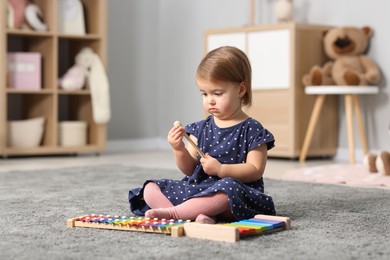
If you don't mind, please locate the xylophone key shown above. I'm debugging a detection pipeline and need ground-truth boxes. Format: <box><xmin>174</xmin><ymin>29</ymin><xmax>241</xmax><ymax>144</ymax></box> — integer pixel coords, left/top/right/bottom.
<box><xmin>237</xmin><ymin>227</ymin><xmax>257</xmax><ymax>235</ymax></box>
<box><xmin>68</xmin><ymin>214</ymin><xmax>192</xmax><ymax>236</ymax></box>
<box><xmin>237</xmin><ymin>220</ymin><xmax>279</xmax><ymax>231</ymax></box>
<box><xmin>224</xmin><ymin>222</ymin><xmax>266</xmax><ymax>233</ymax></box>
<box><xmin>246</xmin><ymin>218</ymin><xmax>285</xmax><ymax>228</ymax></box>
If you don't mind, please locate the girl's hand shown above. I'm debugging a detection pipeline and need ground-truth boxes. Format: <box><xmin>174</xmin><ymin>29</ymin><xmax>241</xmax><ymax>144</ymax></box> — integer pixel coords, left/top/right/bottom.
<box><xmin>167</xmin><ymin>125</ymin><xmax>186</xmax><ymax>151</ymax></box>
<box><xmin>200</xmin><ymin>153</ymin><xmax>221</xmax><ymax>176</ymax></box>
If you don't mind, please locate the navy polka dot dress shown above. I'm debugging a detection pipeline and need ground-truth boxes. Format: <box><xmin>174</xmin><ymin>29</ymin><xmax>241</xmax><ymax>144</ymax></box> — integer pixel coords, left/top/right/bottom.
<box><xmin>129</xmin><ymin>116</ymin><xmax>276</xmax><ymax>220</ymax></box>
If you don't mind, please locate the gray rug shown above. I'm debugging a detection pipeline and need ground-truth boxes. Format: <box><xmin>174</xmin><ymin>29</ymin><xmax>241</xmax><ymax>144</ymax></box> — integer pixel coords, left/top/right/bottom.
<box><xmin>0</xmin><ymin>164</ymin><xmax>389</xmax><ymax>260</ymax></box>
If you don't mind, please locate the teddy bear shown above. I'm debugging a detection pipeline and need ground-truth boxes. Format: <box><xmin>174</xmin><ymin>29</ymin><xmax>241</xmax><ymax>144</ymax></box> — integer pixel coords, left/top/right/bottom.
<box><xmin>302</xmin><ymin>26</ymin><xmax>381</xmax><ymax>86</ymax></box>
<box><xmin>363</xmin><ymin>151</ymin><xmax>390</xmax><ymax>176</ymax></box>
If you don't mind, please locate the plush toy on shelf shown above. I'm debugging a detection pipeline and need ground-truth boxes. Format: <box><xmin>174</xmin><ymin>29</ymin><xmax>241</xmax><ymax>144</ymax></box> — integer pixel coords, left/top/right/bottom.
<box><xmin>7</xmin><ymin>0</ymin><xmax>29</xmax><ymax>29</ymax></box>
<box><xmin>59</xmin><ymin>48</ymin><xmax>111</xmax><ymax>124</ymax></box>
<box><xmin>274</xmin><ymin>0</ymin><xmax>293</xmax><ymax>23</ymax></box>
<box><xmin>8</xmin><ymin>0</ymin><xmax>48</xmax><ymax>31</ymax></box>
<box><xmin>302</xmin><ymin>26</ymin><xmax>381</xmax><ymax>86</ymax></box>
<box><xmin>58</xmin><ymin>64</ymin><xmax>86</xmax><ymax>90</ymax></box>
<box><xmin>58</xmin><ymin>61</ymin><xmax>87</xmax><ymax>91</ymax></box>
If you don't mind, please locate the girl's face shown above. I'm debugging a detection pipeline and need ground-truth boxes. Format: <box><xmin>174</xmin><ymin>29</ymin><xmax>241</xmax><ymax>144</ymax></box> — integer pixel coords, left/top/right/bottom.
<box><xmin>197</xmin><ymin>79</ymin><xmax>246</xmax><ymax>121</ymax></box>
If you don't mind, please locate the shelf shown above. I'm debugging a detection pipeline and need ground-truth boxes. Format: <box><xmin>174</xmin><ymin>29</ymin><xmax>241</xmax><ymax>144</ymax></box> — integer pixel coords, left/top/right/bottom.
<box><xmin>7</xmin><ymin>30</ymin><xmax>102</xmax><ymax>40</ymax></box>
<box><xmin>1</xmin><ymin>0</ymin><xmax>108</xmax><ymax>157</ymax></box>
<box><xmin>58</xmin><ymin>34</ymin><xmax>102</xmax><ymax>40</ymax></box>
<box><xmin>7</xmin><ymin>89</ymin><xmax>54</xmax><ymax>94</ymax></box>
<box><xmin>58</xmin><ymin>89</ymin><xmax>91</xmax><ymax>95</ymax></box>
<box><xmin>6</xmin><ymin>29</ymin><xmax>54</xmax><ymax>37</ymax></box>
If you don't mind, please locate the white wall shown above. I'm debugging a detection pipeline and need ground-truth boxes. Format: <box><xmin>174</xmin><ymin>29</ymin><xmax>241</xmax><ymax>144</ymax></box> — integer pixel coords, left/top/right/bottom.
<box><xmin>108</xmin><ymin>0</ymin><xmax>390</xmax><ymax>153</ymax></box>
<box><xmin>108</xmin><ymin>1</ymin><xmax>160</xmax><ymax>139</ymax></box>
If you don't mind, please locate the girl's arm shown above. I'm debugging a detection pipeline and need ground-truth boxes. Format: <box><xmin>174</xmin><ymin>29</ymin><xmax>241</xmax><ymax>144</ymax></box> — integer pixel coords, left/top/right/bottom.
<box><xmin>200</xmin><ymin>145</ymin><xmax>267</xmax><ymax>183</ymax></box>
<box><xmin>167</xmin><ymin>125</ymin><xmax>198</xmax><ymax>176</ymax></box>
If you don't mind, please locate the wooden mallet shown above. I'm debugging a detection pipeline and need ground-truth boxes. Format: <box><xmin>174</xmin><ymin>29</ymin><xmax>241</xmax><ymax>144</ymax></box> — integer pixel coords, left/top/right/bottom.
<box><xmin>174</xmin><ymin>121</ymin><xmax>205</xmax><ymax>158</ymax></box>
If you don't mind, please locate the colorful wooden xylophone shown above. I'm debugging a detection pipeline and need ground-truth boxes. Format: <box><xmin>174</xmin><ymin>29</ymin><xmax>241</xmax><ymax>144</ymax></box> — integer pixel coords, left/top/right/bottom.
<box><xmin>182</xmin><ymin>214</ymin><xmax>291</xmax><ymax>242</ymax></box>
<box><xmin>67</xmin><ymin>214</ymin><xmax>290</xmax><ymax>243</ymax></box>
<box><xmin>67</xmin><ymin>214</ymin><xmax>190</xmax><ymax>236</ymax></box>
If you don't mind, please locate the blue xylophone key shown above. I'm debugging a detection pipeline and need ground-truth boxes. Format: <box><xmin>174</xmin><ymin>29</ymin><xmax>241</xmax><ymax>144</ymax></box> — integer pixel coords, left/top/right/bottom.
<box><xmin>237</xmin><ymin>220</ymin><xmax>274</xmax><ymax>230</ymax></box>
<box><xmin>106</xmin><ymin>218</ymin><xmax>116</xmax><ymax>224</ymax></box>
<box><xmin>251</xmin><ymin>218</ymin><xmax>285</xmax><ymax>227</ymax></box>
<box><xmin>241</xmin><ymin>218</ymin><xmax>285</xmax><ymax>229</ymax></box>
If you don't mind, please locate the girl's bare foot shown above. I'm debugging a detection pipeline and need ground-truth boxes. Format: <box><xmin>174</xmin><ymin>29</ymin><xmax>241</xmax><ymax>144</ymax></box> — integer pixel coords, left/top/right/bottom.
<box><xmin>195</xmin><ymin>214</ymin><xmax>216</xmax><ymax>224</ymax></box>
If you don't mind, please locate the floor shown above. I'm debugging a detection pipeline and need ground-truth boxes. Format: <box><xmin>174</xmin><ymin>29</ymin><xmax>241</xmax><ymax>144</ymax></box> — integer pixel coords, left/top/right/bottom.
<box><xmin>0</xmin><ymin>148</ymin><xmax>338</xmax><ymax>180</ymax></box>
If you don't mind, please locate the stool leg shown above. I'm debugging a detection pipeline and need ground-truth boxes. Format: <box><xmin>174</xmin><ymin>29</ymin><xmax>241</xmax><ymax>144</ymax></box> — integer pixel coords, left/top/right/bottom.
<box><xmin>299</xmin><ymin>95</ymin><xmax>326</xmax><ymax>162</ymax></box>
<box><xmin>345</xmin><ymin>95</ymin><xmax>355</xmax><ymax>164</ymax></box>
<box><xmin>353</xmin><ymin>95</ymin><xmax>369</xmax><ymax>155</ymax></box>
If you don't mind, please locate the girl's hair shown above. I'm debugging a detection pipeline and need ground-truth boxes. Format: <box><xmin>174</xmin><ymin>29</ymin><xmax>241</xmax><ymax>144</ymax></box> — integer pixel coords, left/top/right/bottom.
<box><xmin>196</xmin><ymin>46</ymin><xmax>252</xmax><ymax>107</ymax></box>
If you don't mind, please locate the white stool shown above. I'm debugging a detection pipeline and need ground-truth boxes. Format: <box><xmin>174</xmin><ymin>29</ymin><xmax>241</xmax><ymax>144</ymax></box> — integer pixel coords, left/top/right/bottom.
<box><xmin>299</xmin><ymin>86</ymin><xmax>379</xmax><ymax>164</ymax></box>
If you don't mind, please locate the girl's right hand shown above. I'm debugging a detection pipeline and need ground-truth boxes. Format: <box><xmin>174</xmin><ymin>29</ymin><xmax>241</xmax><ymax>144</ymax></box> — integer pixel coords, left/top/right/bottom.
<box><xmin>167</xmin><ymin>125</ymin><xmax>186</xmax><ymax>150</ymax></box>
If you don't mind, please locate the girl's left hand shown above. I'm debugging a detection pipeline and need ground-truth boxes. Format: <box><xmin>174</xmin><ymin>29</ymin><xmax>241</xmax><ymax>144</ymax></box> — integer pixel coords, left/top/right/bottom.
<box><xmin>200</xmin><ymin>154</ymin><xmax>221</xmax><ymax>176</ymax></box>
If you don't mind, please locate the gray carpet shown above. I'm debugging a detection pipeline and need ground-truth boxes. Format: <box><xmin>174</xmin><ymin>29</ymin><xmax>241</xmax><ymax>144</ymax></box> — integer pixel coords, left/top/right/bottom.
<box><xmin>1</xmin><ymin>164</ymin><xmax>389</xmax><ymax>260</ymax></box>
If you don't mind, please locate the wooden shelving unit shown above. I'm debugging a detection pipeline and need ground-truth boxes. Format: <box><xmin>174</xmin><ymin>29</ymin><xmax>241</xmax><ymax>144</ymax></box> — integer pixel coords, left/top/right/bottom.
<box><xmin>0</xmin><ymin>0</ymin><xmax>107</xmax><ymax>157</ymax></box>
<box><xmin>205</xmin><ymin>23</ymin><xmax>339</xmax><ymax>159</ymax></box>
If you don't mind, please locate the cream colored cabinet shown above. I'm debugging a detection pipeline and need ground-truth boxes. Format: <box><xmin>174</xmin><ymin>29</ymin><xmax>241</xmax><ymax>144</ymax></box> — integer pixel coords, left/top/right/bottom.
<box><xmin>0</xmin><ymin>0</ymin><xmax>107</xmax><ymax>157</ymax></box>
<box><xmin>205</xmin><ymin>23</ymin><xmax>338</xmax><ymax>158</ymax></box>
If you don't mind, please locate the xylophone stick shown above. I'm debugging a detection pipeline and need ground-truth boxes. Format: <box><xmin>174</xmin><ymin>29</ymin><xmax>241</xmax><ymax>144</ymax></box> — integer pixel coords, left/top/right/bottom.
<box><xmin>173</xmin><ymin>121</ymin><xmax>205</xmax><ymax>158</ymax></box>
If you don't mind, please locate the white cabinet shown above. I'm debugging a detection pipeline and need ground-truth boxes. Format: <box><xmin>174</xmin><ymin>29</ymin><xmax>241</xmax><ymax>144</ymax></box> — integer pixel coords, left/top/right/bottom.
<box><xmin>206</xmin><ymin>29</ymin><xmax>290</xmax><ymax>90</ymax></box>
<box><xmin>247</xmin><ymin>29</ymin><xmax>290</xmax><ymax>89</ymax></box>
<box><xmin>205</xmin><ymin>23</ymin><xmax>339</xmax><ymax>158</ymax></box>
<box><xmin>207</xmin><ymin>32</ymin><xmax>246</xmax><ymax>52</ymax></box>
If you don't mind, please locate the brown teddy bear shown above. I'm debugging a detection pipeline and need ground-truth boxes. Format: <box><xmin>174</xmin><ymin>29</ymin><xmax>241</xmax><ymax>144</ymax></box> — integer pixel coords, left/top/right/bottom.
<box><xmin>302</xmin><ymin>26</ymin><xmax>381</xmax><ymax>86</ymax></box>
<box><xmin>363</xmin><ymin>151</ymin><xmax>390</xmax><ymax>176</ymax></box>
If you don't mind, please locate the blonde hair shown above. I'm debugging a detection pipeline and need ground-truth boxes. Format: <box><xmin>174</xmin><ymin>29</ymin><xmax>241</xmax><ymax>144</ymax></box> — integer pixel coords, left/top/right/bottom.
<box><xmin>196</xmin><ymin>46</ymin><xmax>252</xmax><ymax>107</ymax></box>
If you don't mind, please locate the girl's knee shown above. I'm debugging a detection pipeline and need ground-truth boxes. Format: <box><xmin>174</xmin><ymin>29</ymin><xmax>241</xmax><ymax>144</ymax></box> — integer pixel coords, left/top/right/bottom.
<box><xmin>144</xmin><ymin>182</ymin><xmax>160</xmax><ymax>194</ymax></box>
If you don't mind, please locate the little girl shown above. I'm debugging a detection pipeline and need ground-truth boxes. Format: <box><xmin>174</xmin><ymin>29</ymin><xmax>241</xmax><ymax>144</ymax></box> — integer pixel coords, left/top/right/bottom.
<box><xmin>129</xmin><ymin>46</ymin><xmax>276</xmax><ymax>224</ymax></box>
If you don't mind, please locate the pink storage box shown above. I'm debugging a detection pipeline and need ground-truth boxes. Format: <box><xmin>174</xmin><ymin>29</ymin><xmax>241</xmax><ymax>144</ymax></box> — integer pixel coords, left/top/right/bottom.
<box><xmin>7</xmin><ymin>52</ymin><xmax>42</xmax><ymax>90</ymax></box>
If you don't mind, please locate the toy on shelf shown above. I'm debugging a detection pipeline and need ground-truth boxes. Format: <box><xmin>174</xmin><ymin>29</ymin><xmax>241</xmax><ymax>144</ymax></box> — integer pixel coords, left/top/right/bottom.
<box><xmin>302</xmin><ymin>26</ymin><xmax>381</xmax><ymax>87</ymax></box>
<box><xmin>7</xmin><ymin>0</ymin><xmax>28</xmax><ymax>29</ymax></box>
<box><xmin>7</xmin><ymin>0</ymin><xmax>48</xmax><ymax>31</ymax></box>
<box><xmin>274</xmin><ymin>0</ymin><xmax>293</xmax><ymax>23</ymax></box>
<box><xmin>67</xmin><ymin>214</ymin><xmax>291</xmax><ymax>243</ymax></box>
<box><xmin>58</xmin><ymin>62</ymin><xmax>87</xmax><ymax>91</ymax></box>
<box><xmin>57</xmin><ymin>0</ymin><xmax>86</xmax><ymax>35</ymax></box>
<box><xmin>7</xmin><ymin>52</ymin><xmax>42</xmax><ymax>90</ymax></box>
<box><xmin>59</xmin><ymin>47</ymin><xmax>111</xmax><ymax>124</ymax></box>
